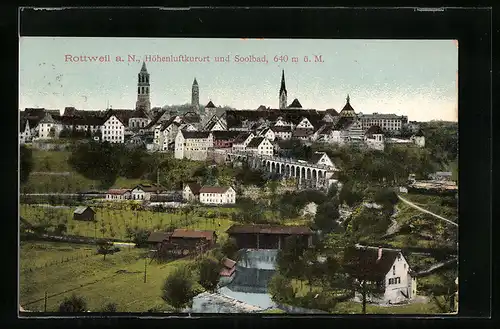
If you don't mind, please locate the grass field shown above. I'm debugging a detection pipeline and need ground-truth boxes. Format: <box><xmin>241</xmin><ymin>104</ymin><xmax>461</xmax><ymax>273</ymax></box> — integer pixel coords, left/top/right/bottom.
<box><xmin>20</xmin><ymin>242</ymin><xmax>199</xmax><ymax>312</ymax></box>
<box><xmin>333</xmin><ymin>300</ymin><xmax>442</xmax><ymax>314</ymax></box>
<box><xmin>20</xmin><ymin>204</ymin><xmax>235</xmax><ymax>241</ymax></box>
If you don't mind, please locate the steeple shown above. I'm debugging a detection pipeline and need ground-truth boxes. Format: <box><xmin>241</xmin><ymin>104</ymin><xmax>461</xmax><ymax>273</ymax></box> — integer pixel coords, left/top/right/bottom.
<box><xmin>346</xmin><ymin>94</ymin><xmax>350</xmax><ymax>104</ymax></box>
<box><xmin>280</xmin><ymin>69</ymin><xmax>287</xmax><ymax>95</ymax></box>
<box><xmin>136</xmin><ymin>62</ymin><xmax>151</xmax><ymax>112</ymax></box>
<box><xmin>191</xmin><ymin>77</ymin><xmax>200</xmax><ymax>111</ymax></box>
<box><xmin>279</xmin><ymin>70</ymin><xmax>288</xmax><ymax>109</ymax></box>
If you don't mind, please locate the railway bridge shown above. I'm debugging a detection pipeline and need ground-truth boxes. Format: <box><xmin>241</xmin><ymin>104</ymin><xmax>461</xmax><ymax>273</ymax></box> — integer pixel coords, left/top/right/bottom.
<box><xmin>209</xmin><ymin>149</ymin><xmax>340</xmax><ymax>190</ymax></box>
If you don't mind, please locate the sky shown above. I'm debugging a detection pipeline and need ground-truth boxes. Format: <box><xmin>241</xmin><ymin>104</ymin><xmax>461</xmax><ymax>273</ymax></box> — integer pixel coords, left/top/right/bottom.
<box><xmin>19</xmin><ymin>38</ymin><xmax>458</xmax><ymax>122</ymax></box>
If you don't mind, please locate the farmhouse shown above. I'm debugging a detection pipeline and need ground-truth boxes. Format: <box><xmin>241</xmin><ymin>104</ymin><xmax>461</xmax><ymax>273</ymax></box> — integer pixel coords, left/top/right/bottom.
<box><xmin>73</xmin><ymin>206</ymin><xmax>96</xmax><ymax>221</ymax></box>
<box><xmin>183</xmin><ymin>182</ymin><xmax>202</xmax><ymax>202</ymax></box>
<box><xmin>226</xmin><ymin>224</ymin><xmax>313</xmax><ymax>250</ymax></box>
<box><xmin>199</xmin><ymin>186</ymin><xmax>236</xmax><ymax>205</ymax></box>
<box><xmin>106</xmin><ymin>189</ymin><xmax>131</xmax><ymax>200</ymax></box>
<box><xmin>343</xmin><ymin>246</ymin><xmax>417</xmax><ymax>305</ymax></box>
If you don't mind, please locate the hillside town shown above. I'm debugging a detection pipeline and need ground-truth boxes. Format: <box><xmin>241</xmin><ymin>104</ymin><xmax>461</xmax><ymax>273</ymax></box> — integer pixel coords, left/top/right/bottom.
<box><xmin>19</xmin><ymin>62</ymin><xmax>458</xmax><ymax>315</ymax></box>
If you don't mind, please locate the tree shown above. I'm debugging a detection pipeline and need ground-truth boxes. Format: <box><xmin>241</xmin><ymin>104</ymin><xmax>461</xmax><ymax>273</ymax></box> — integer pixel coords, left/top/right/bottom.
<box><xmin>48</xmin><ymin>127</ymin><xmax>56</xmax><ymax>138</ymax></box>
<box><xmin>220</xmin><ymin>237</ymin><xmax>239</xmax><ymax>259</ymax></box>
<box><xmin>161</xmin><ymin>267</ymin><xmax>197</xmax><ymax>311</ymax></box>
<box><xmin>276</xmin><ymin>235</ymin><xmax>307</xmax><ymax>279</ymax></box>
<box><xmin>101</xmin><ymin>302</ymin><xmax>118</xmax><ymax>312</ymax></box>
<box><xmin>58</xmin><ymin>294</ymin><xmax>87</xmax><ymax>312</ymax></box>
<box><xmin>68</xmin><ymin>141</ymin><xmax>122</xmax><ymax>188</ymax></box>
<box><xmin>20</xmin><ymin>145</ymin><xmax>33</xmax><ymax>185</ymax></box>
<box><xmin>198</xmin><ymin>257</ymin><xmax>221</xmax><ymax>292</ymax></box>
<box><xmin>314</xmin><ymin>201</ymin><xmax>340</xmax><ymax>233</ymax></box>
<box><xmin>54</xmin><ymin>223</ymin><xmax>67</xmax><ymax>235</ymax></box>
<box><xmin>97</xmin><ymin>239</ymin><xmax>113</xmax><ymax>260</ymax></box>
<box><xmin>268</xmin><ymin>273</ymin><xmax>295</xmax><ymax>304</ymax></box>
<box><xmin>339</xmin><ymin>182</ymin><xmax>363</xmax><ymax>207</ymax></box>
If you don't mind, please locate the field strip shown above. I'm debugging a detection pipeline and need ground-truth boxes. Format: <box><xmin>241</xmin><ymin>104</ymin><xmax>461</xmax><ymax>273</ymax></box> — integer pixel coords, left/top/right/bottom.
<box><xmin>23</xmin><ymin>272</ymin><xmax>121</xmax><ymax>307</ymax></box>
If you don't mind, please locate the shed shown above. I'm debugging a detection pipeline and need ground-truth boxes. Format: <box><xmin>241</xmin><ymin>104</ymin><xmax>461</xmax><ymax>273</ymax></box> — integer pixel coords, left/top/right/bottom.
<box><xmin>73</xmin><ymin>206</ymin><xmax>96</xmax><ymax>221</ymax></box>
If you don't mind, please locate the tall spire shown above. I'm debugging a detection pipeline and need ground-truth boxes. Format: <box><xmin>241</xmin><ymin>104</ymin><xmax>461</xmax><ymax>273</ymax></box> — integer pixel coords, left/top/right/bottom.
<box><xmin>193</xmin><ymin>78</ymin><xmax>198</xmax><ymax>86</ymax></box>
<box><xmin>346</xmin><ymin>94</ymin><xmax>350</xmax><ymax>103</ymax></box>
<box><xmin>141</xmin><ymin>61</ymin><xmax>147</xmax><ymax>72</ymax></box>
<box><xmin>280</xmin><ymin>69</ymin><xmax>287</xmax><ymax>95</ymax></box>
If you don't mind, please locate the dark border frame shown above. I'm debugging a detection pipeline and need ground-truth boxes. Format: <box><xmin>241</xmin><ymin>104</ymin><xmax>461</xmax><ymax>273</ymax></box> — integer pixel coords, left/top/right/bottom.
<box><xmin>3</xmin><ymin>6</ymin><xmax>493</xmax><ymax>329</ymax></box>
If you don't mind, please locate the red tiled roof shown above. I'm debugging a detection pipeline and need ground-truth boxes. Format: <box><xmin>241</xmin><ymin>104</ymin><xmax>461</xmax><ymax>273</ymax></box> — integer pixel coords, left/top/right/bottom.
<box><xmin>226</xmin><ymin>224</ymin><xmax>313</xmax><ymax>235</ymax></box>
<box><xmin>223</xmin><ymin>257</ymin><xmax>236</xmax><ymax>269</ymax></box>
<box><xmin>199</xmin><ymin>186</ymin><xmax>231</xmax><ymax>194</ymax></box>
<box><xmin>220</xmin><ymin>266</ymin><xmax>236</xmax><ymax>277</ymax></box>
<box><xmin>171</xmin><ymin>229</ymin><xmax>216</xmax><ymax>240</ymax></box>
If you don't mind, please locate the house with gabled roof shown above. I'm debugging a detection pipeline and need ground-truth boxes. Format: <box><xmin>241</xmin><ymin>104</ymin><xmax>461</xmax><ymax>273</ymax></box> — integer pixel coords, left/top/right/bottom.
<box><xmin>183</xmin><ymin>182</ymin><xmax>202</xmax><ymax>202</ymax></box>
<box><xmin>232</xmin><ymin>132</ymin><xmax>255</xmax><ymax>153</ymax></box>
<box><xmin>245</xmin><ymin>136</ymin><xmax>274</xmax><ymax>157</ymax></box>
<box><xmin>343</xmin><ymin>246</ymin><xmax>417</xmax><ymax>305</ymax></box>
<box><xmin>199</xmin><ymin>186</ymin><xmax>236</xmax><ymax>205</ymax></box>
<box><xmin>101</xmin><ymin>113</ymin><xmax>125</xmax><ymax>143</ymax></box>
<box><xmin>73</xmin><ymin>206</ymin><xmax>96</xmax><ymax>221</ymax></box>
<box><xmin>258</xmin><ymin>127</ymin><xmax>276</xmax><ymax>141</ymax></box>
<box><xmin>130</xmin><ymin>184</ymin><xmax>166</xmax><ymax>201</ymax></box>
<box><xmin>19</xmin><ymin>119</ymin><xmax>32</xmax><ymax>144</ymax></box>
<box><xmin>309</xmin><ymin>151</ymin><xmax>335</xmax><ymax>168</ymax></box>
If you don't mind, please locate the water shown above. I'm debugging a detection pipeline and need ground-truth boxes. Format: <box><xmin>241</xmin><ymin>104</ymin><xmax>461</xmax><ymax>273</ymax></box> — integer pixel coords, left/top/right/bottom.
<box><xmin>190</xmin><ymin>249</ymin><xmax>278</xmax><ymax>312</ymax></box>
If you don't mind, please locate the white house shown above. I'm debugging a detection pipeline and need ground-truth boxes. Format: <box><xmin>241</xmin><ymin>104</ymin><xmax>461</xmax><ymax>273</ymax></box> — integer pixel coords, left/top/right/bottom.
<box><xmin>183</xmin><ymin>182</ymin><xmax>201</xmax><ymax>202</ymax></box>
<box><xmin>245</xmin><ymin>136</ymin><xmax>274</xmax><ymax>156</ymax></box>
<box><xmin>232</xmin><ymin>132</ymin><xmax>255</xmax><ymax>153</ymax></box>
<box><xmin>199</xmin><ymin>186</ymin><xmax>236</xmax><ymax>205</ymax></box>
<box><xmin>410</xmin><ymin>130</ymin><xmax>425</xmax><ymax>148</ymax></box>
<box><xmin>37</xmin><ymin>113</ymin><xmax>60</xmax><ymax>139</ymax></box>
<box><xmin>258</xmin><ymin>128</ymin><xmax>276</xmax><ymax>141</ymax></box>
<box><xmin>272</xmin><ymin>125</ymin><xmax>293</xmax><ymax>140</ymax></box>
<box><xmin>295</xmin><ymin>117</ymin><xmax>315</xmax><ymax>130</ymax></box>
<box><xmin>346</xmin><ymin>247</ymin><xmax>417</xmax><ymax>305</ymax></box>
<box><xmin>101</xmin><ymin>114</ymin><xmax>125</xmax><ymax>143</ymax></box>
<box><xmin>130</xmin><ymin>184</ymin><xmax>166</xmax><ymax>201</ymax></box>
<box><xmin>174</xmin><ymin>130</ymin><xmax>213</xmax><ymax>160</ymax></box>
<box><xmin>106</xmin><ymin>189</ymin><xmax>131</xmax><ymax>201</ymax></box>
<box><xmin>309</xmin><ymin>151</ymin><xmax>335</xmax><ymax>168</ymax></box>
<box><xmin>364</xmin><ymin>125</ymin><xmax>385</xmax><ymax>151</ymax></box>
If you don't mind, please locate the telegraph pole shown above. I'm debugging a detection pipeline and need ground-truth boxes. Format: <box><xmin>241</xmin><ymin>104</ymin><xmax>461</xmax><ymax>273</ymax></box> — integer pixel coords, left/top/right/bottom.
<box><xmin>144</xmin><ymin>256</ymin><xmax>148</xmax><ymax>283</ymax></box>
<box><xmin>44</xmin><ymin>291</ymin><xmax>48</xmax><ymax>312</ymax></box>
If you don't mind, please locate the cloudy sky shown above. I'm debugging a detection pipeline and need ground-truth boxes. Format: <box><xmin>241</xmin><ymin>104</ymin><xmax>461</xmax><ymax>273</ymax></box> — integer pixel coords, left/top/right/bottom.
<box><xmin>19</xmin><ymin>38</ymin><xmax>458</xmax><ymax>122</ymax></box>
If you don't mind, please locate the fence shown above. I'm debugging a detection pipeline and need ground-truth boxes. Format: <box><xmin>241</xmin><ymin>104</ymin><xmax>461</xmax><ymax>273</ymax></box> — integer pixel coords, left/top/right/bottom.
<box><xmin>21</xmin><ymin>250</ymin><xmax>98</xmax><ymax>273</ymax></box>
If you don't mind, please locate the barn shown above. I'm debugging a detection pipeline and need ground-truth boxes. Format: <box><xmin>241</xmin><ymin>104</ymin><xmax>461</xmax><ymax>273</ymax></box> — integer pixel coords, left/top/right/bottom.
<box><xmin>226</xmin><ymin>224</ymin><xmax>313</xmax><ymax>250</ymax></box>
<box><xmin>73</xmin><ymin>206</ymin><xmax>96</xmax><ymax>221</ymax></box>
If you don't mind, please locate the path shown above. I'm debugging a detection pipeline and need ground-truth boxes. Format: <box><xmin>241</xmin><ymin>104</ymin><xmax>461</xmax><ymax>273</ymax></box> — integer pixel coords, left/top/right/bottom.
<box><xmin>397</xmin><ymin>195</ymin><xmax>458</xmax><ymax>227</ymax></box>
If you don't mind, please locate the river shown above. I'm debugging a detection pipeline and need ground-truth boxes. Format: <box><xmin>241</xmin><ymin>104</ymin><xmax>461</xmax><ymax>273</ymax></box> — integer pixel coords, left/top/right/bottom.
<box><xmin>189</xmin><ymin>249</ymin><xmax>278</xmax><ymax>313</ymax></box>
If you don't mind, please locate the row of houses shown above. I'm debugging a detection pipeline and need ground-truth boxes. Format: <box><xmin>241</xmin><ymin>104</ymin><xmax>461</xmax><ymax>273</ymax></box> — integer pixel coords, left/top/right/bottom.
<box><xmin>20</xmin><ymin>96</ymin><xmax>423</xmax><ymax>154</ymax></box>
<box><xmin>105</xmin><ymin>183</ymin><xmax>237</xmax><ymax>205</ymax></box>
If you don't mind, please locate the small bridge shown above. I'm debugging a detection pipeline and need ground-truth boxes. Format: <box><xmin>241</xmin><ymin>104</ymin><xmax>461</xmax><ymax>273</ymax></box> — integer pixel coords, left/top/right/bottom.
<box><xmin>209</xmin><ymin>149</ymin><xmax>340</xmax><ymax>190</ymax></box>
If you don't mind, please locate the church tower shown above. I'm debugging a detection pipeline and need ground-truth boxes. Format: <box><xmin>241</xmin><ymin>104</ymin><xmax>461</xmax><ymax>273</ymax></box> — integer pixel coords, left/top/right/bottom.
<box><xmin>191</xmin><ymin>78</ymin><xmax>200</xmax><ymax>111</ymax></box>
<box><xmin>279</xmin><ymin>70</ymin><xmax>287</xmax><ymax>109</ymax></box>
<box><xmin>136</xmin><ymin>62</ymin><xmax>151</xmax><ymax>112</ymax></box>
